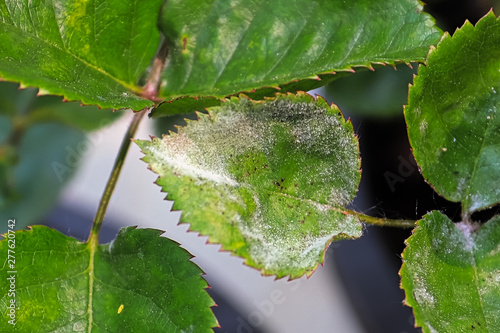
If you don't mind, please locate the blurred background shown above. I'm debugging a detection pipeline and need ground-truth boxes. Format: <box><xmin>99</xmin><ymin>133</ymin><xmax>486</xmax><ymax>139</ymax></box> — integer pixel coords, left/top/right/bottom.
<box><xmin>1</xmin><ymin>0</ymin><xmax>499</xmax><ymax>332</ymax></box>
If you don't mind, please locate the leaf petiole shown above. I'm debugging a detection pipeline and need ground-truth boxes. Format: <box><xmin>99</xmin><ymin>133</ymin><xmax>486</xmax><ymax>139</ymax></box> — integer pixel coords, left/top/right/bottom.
<box><xmin>345</xmin><ymin>209</ymin><xmax>416</xmax><ymax>228</ymax></box>
<box><xmin>88</xmin><ymin>108</ymin><xmax>147</xmax><ymax>245</ymax></box>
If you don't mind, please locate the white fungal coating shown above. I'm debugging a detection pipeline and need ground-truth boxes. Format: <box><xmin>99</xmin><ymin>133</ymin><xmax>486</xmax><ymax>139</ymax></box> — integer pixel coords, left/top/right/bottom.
<box><xmin>139</xmin><ymin>94</ymin><xmax>362</xmax><ymax>277</ymax></box>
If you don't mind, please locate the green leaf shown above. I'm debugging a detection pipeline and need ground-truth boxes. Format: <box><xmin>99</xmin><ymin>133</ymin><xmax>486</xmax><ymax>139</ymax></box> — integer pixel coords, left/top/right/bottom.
<box><xmin>0</xmin><ymin>81</ymin><xmax>122</xmax><ymax>232</ymax></box>
<box><xmin>152</xmin><ymin>96</ymin><xmax>223</xmax><ymax>118</ymax></box>
<box><xmin>400</xmin><ymin>211</ymin><xmax>500</xmax><ymax>332</ymax></box>
<box><xmin>155</xmin><ymin>0</ymin><xmax>442</xmax><ymax>111</ymax></box>
<box><xmin>405</xmin><ymin>12</ymin><xmax>500</xmax><ymax>214</ymax></box>
<box><xmin>136</xmin><ymin>93</ymin><xmax>362</xmax><ymax>278</ymax></box>
<box><xmin>0</xmin><ymin>0</ymin><xmax>162</xmax><ymax>110</ymax></box>
<box><xmin>0</xmin><ymin>226</ymin><xmax>217</xmax><ymax>332</ymax></box>
<box><xmin>325</xmin><ymin>64</ymin><xmax>417</xmax><ymax>117</ymax></box>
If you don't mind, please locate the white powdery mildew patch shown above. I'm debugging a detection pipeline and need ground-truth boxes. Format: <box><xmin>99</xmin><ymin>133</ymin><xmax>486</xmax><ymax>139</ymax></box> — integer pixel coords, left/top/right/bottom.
<box><xmin>240</xmin><ymin>209</ymin><xmax>360</xmax><ymax>274</ymax></box>
<box><xmin>419</xmin><ymin>119</ymin><xmax>428</xmax><ymax>136</ymax></box>
<box><xmin>488</xmin><ymin>243</ymin><xmax>500</xmax><ymax>257</ymax></box>
<box><xmin>426</xmin><ymin>322</ymin><xmax>439</xmax><ymax>333</ymax></box>
<box><xmin>301</xmin><ymin>234</ymin><xmax>336</xmax><ymax>257</ymax></box>
<box><xmin>147</xmin><ymin>111</ymin><xmax>261</xmax><ymax>186</ymax></box>
<box><xmin>328</xmin><ymin>183</ymin><xmax>354</xmax><ymax>207</ymax></box>
<box><xmin>144</xmin><ymin>96</ymin><xmax>361</xmax><ymax>276</ymax></box>
<box><xmin>72</xmin><ymin>321</ymin><xmax>86</xmax><ymax>332</ymax></box>
<box><xmin>175</xmin><ymin>111</ymin><xmax>267</xmax><ymax>183</ymax></box>
<box><xmin>163</xmin><ymin>150</ymin><xmax>238</xmax><ymax>186</ymax></box>
<box><xmin>455</xmin><ymin>221</ymin><xmax>479</xmax><ymax>252</ymax></box>
<box><xmin>468</xmin><ymin>192</ymin><xmax>490</xmax><ymax>213</ymax></box>
<box><xmin>243</xmin><ymin>229</ymin><xmax>324</xmax><ymax>273</ymax></box>
<box><xmin>490</xmin><ymin>269</ymin><xmax>500</xmax><ymax>284</ymax></box>
<box><xmin>53</xmin><ymin>279</ymin><xmax>87</xmax><ymax>323</ymax></box>
<box><xmin>289</xmin><ymin>105</ymin><xmax>359</xmax><ymax>206</ymax></box>
<box><xmin>413</xmin><ymin>281</ymin><xmax>436</xmax><ymax>309</ymax></box>
<box><xmin>292</xmin><ymin>114</ymin><xmax>340</xmax><ymax>149</ymax></box>
<box><xmin>456</xmin><ymin>177</ymin><xmax>467</xmax><ymax>196</ymax></box>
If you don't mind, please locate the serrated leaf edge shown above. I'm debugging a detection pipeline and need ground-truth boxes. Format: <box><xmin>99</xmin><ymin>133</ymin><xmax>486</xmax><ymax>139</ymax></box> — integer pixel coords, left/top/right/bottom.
<box><xmin>404</xmin><ymin>10</ymin><xmax>500</xmax><ymax>213</ymax></box>
<box><xmin>137</xmin><ymin>92</ymin><xmax>363</xmax><ymax>280</ymax></box>
<box><xmin>0</xmin><ymin>225</ymin><xmax>219</xmax><ymax>330</ymax></box>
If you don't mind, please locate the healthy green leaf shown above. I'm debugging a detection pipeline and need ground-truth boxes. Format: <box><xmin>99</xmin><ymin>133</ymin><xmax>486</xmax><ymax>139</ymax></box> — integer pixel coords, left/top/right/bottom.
<box><xmin>136</xmin><ymin>93</ymin><xmax>362</xmax><ymax>278</ymax></box>
<box><xmin>400</xmin><ymin>211</ymin><xmax>500</xmax><ymax>332</ymax></box>
<box><xmin>405</xmin><ymin>12</ymin><xmax>500</xmax><ymax>214</ymax></box>
<box><xmin>0</xmin><ymin>226</ymin><xmax>217</xmax><ymax>332</ymax></box>
<box><xmin>0</xmin><ymin>0</ymin><xmax>162</xmax><ymax>110</ymax></box>
<box><xmin>154</xmin><ymin>0</ymin><xmax>442</xmax><ymax>116</ymax></box>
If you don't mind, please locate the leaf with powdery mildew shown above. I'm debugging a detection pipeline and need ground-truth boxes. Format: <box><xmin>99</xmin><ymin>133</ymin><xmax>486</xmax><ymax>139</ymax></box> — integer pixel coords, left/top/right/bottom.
<box><xmin>0</xmin><ymin>226</ymin><xmax>217</xmax><ymax>332</ymax></box>
<box><xmin>400</xmin><ymin>211</ymin><xmax>500</xmax><ymax>332</ymax></box>
<box><xmin>405</xmin><ymin>12</ymin><xmax>500</xmax><ymax>214</ymax></box>
<box><xmin>136</xmin><ymin>93</ymin><xmax>362</xmax><ymax>279</ymax></box>
<box><xmin>0</xmin><ymin>0</ymin><xmax>162</xmax><ymax>110</ymax></box>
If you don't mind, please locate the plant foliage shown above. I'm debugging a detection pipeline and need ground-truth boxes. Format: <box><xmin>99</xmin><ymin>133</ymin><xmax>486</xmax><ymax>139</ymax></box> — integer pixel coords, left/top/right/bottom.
<box><xmin>2</xmin><ymin>1</ymin><xmax>497</xmax><ymax>332</ymax></box>
<box><xmin>0</xmin><ymin>226</ymin><xmax>217</xmax><ymax>331</ymax></box>
<box><xmin>137</xmin><ymin>93</ymin><xmax>362</xmax><ymax>278</ymax></box>
<box><xmin>401</xmin><ymin>12</ymin><xmax>500</xmax><ymax>332</ymax></box>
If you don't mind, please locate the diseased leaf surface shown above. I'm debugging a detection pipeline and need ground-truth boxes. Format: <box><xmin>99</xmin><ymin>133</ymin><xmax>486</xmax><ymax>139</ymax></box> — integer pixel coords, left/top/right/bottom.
<box><xmin>405</xmin><ymin>12</ymin><xmax>500</xmax><ymax>213</ymax></box>
<box><xmin>0</xmin><ymin>226</ymin><xmax>217</xmax><ymax>332</ymax></box>
<box><xmin>156</xmin><ymin>0</ymin><xmax>441</xmax><ymax>110</ymax></box>
<box><xmin>0</xmin><ymin>0</ymin><xmax>162</xmax><ymax>110</ymax></box>
<box><xmin>137</xmin><ymin>93</ymin><xmax>362</xmax><ymax>278</ymax></box>
<box><xmin>400</xmin><ymin>211</ymin><xmax>500</xmax><ymax>333</ymax></box>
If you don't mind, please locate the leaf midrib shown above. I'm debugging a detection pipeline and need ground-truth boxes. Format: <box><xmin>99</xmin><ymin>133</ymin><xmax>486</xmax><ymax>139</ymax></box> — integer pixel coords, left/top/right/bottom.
<box><xmin>83</xmin><ymin>240</ymin><xmax>180</xmax><ymax>332</ymax></box>
<box><xmin>472</xmin><ymin>261</ymin><xmax>489</xmax><ymax>332</ymax></box>
<box><xmin>268</xmin><ymin>189</ymin><xmax>347</xmax><ymax>213</ymax></box>
<box><xmin>87</xmin><ymin>240</ymin><xmax>96</xmax><ymax>333</ymax></box>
